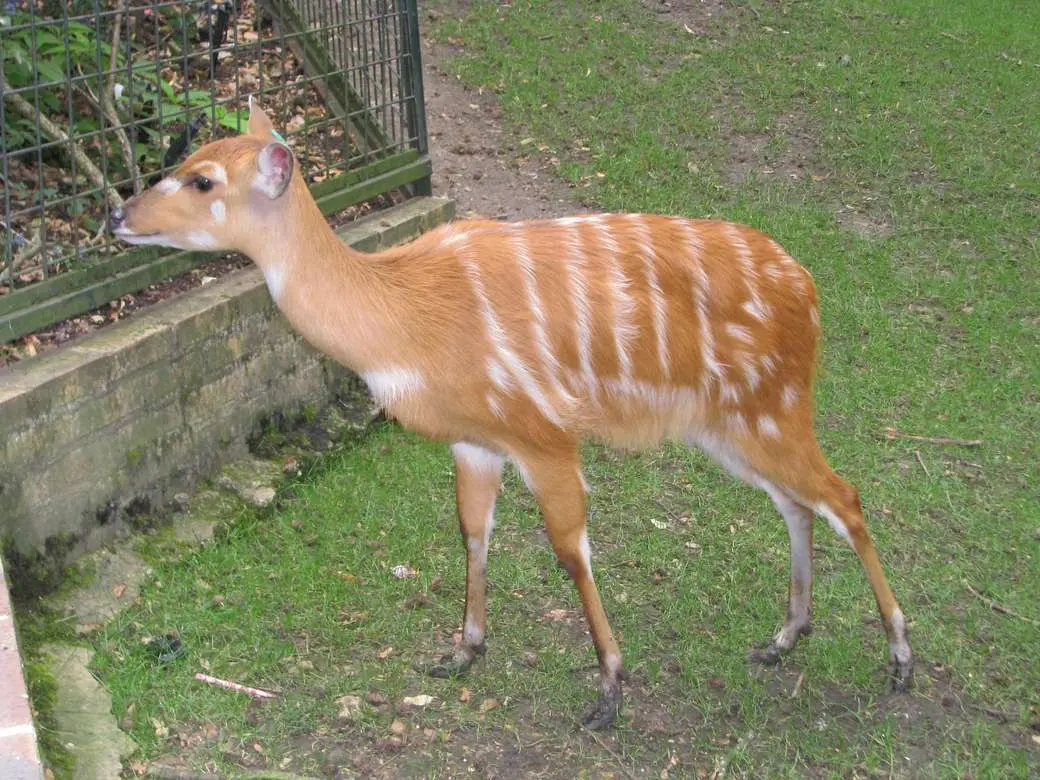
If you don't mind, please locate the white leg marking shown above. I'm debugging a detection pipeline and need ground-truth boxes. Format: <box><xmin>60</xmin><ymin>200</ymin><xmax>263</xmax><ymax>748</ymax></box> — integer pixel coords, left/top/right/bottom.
<box><xmin>362</xmin><ymin>367</ymin><xmax>426</xmax><ymax>407</ymax></box>
<box><xmin>815</xmin><ymin>502</ymin><xmax>853</xmax><ymax>545</ymax></box>
<box><xmin>889</xmin><ymin>608</ymin><xmax>912</xmax><ymax>664</ymax></box>
<box><xmin>210</xmin><ymin>199</ymin><xmax>226</xmax><ymax>223</ymax></box>
<box><xmin>578</xmin><ymin>530</ymin><xmax>594</xmax><ymax>579</ymax></box>
<box><xmin>629</xmin><ymin>215</ymin><xmax>670</xmax><ymax>380</ymax></box>
<box><xmin>452</xmin><ymin>442</ymin><xmax>506</xmax><ymax>477</ymax></box>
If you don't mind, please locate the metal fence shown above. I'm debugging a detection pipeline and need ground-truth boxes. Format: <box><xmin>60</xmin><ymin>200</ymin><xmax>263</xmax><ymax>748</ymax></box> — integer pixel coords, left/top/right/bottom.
<box><xmin>0</xmin><ymin>0</ymin><xmax>429</xmax><ymax>345</ymax></box>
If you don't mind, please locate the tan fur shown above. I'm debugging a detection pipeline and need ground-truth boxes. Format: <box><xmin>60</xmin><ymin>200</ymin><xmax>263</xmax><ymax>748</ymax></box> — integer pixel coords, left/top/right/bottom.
<box><xmin>111</xmin><ymin>104</ymin><xmax>912</xmax><ymax>727</ymax></box>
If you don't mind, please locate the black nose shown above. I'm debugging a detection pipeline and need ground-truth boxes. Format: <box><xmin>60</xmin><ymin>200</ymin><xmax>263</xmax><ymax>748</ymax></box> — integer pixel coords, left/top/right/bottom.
<box><xmin>108</xmin><ymin>206</ymin><xmax>126</xmax><ymax>232</ymax></box>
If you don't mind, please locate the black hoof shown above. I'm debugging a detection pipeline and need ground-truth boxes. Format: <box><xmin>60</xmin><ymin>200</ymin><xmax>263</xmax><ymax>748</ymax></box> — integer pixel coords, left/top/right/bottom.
<box><xmin>890</xmin><ymin>661</ymin><xmax>913</xmax><ymax>692</ymax></box>
<box><xmin>581</xmin><ymin>688</ymin><xmax>622</xmax><ymax>731</ymax></box>
<box><xmin>748</xmin><ymin>642</ymin><xmax>783</xmax><ymax>666</ymax></box>
<box><xmin>425</xmin><ymin>645</ymin><xmax>482</xmax><ymax>678</ymax></box>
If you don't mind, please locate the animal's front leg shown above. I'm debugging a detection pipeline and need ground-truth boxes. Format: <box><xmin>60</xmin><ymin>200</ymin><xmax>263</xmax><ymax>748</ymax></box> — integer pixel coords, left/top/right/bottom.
<box><xmin>428</xmin><ymin>442</ymin><xmax>504</xmax><ymax>678</ymax></box>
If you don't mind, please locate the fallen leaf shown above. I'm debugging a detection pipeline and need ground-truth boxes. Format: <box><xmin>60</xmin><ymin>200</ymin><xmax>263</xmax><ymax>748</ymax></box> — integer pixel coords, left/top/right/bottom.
<box><xmin>112</xmin><ymin>583</ymin><xmax>127</xmax><ymax>599</ymax></box>
<box><xmin>650</xmin><ymin>518</ymin><xmax>668</xmax><ymax>530</ymax></box>
<box><xmin>389</xmin><ymin>719</ymin><xmax>406</xmax><ymax>735</ymax></box>
<box><xmin>377</xmin><ymin>646</ymin><xmax>394</xmax><ymax>660</ymax></box>
<box><xmin>391</xmin><ymin>564</ymin><xmax>417</xmax><ymax>579</ymax></box>
<box><xmin>367</xmin><ymin>691</ymin><xmax>387</xmax><ymax>706</ymax></box>
<box><xmin>540</xmin><ymin>608</ymin><xmax>570</xmax><ymax>622</ymax></box>
<box><xmin>459</xmin><ymin>687</ymin><xmax>472</xmax><ymax>702</ymax></box>
<box><xmin>151</xmin><ymin>717</ymin><xmax>168</xmax><ymax>738</ymax></box>
<box><xmin>478</xmin><ymin>697</ymin><xmax>500</xmax><ymax>713</ymax></box>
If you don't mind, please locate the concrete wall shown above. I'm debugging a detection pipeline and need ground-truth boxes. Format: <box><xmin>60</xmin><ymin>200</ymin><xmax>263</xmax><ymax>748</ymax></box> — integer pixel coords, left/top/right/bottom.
<box><xmin>0</xmin><ymin>197</ymin><xmax>454</xmax><ymax>559</ymax></box>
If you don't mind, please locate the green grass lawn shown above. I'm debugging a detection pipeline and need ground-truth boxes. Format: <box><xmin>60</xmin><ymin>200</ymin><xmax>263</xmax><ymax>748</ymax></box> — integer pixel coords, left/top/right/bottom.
<box><xmin>82</xmin><ymin>1</ymin><xmax>1038</xmax><ymax>776</ymax></box>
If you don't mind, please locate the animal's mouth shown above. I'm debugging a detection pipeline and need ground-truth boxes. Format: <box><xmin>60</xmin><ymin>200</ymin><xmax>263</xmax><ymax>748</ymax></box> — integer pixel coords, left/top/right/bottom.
<box><xmin>113</xmin><ymin>229</ymin><xmax>167</xmax><ymax>246</ymax></box>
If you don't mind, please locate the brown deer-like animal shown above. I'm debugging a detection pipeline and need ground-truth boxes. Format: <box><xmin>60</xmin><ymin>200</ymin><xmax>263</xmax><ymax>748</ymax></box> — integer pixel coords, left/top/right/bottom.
<box><xmin>109</xmin><ymin>102</ymin><xmax>913</xmax><ymax>729</ymax></box>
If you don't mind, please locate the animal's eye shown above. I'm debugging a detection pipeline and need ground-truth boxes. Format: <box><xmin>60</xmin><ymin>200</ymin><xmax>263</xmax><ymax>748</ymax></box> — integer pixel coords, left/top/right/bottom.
<box><xmin>193</xmin><ymin>176</ymin><xmax>213</xmax><ymax>193</ymax></box>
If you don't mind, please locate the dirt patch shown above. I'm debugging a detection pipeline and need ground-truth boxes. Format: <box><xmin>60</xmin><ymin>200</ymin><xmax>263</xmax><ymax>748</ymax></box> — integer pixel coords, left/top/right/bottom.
<box><xmin>641</xmin><ymin>0</ymin><xmax>733</xmax><ymax>35</ymax></box>
<box><xmin>421</xmin><ymin>35</ymin><xmax>590</xmax><ymax>222</ymax></box>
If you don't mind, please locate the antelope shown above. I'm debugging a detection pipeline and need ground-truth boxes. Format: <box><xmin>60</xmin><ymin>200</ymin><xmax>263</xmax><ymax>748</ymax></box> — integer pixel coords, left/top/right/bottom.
<box><xmin>109</xmin><ymin>101</ymin><xmax>913</xmax><ymax>729</ymax></box>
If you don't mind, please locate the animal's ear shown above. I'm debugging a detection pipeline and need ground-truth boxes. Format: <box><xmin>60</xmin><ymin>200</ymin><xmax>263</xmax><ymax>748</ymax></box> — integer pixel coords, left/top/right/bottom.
<box><xmin>254</xmin><ymin>142</ymin><xmax>294</xmax><ymax>199</ymax></box>
<box><xmin>247</xmin><ymin>95</ymin><xmax>275</xmax><ymax>138</ymax></box>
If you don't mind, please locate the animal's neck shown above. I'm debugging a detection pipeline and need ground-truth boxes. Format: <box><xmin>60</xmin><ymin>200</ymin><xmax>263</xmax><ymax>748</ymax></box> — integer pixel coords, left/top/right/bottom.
<box><xmin>239</xmin><ymin>177</ymin><xmax>394</xmax><ymax>371</ymax></box>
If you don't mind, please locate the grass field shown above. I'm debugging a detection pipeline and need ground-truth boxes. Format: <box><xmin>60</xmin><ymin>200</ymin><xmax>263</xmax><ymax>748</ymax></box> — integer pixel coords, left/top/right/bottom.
<box><xmin>78</xmin><ymin>1</ymin><xmax>1040</xmax><ymax>776</ymax></box>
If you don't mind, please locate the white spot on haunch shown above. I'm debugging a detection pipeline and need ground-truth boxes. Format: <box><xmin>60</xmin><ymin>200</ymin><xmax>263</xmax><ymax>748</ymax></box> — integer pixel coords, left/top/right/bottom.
<box><xmin>782</xmin><ymin>384</ymin><xmax>800</xmax><ymax>409</ymax></box>
<box><xmin>361</xmin><ymin>367</ymin><xmax>425</xmax><ymax>408</ymax></box>
<box><xmin>155</xmin><ymin>177</ymin><xmax>181</xmax><ymax>194</ymax></box>
<box><xmin>758</xmin><ymin>414</ymin><xmax>781</xmax><ymax>439</ymax></box>
<box><xmin>210</xmin><ymin>199</ymin><xmax>226</xmax><ymax>223</ymax></box>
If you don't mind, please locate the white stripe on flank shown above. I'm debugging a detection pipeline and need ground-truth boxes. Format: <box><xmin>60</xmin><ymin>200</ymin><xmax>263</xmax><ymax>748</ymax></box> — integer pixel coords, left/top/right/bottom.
<box><xmin>592</xmin><ymin>215</ymin><xmax>638</xmax><ymax>381</ymax></box>
<box><xmin>725</xmin><ymin>224</ymin><xmax>771</xmax><ymax>322</ymax></box>
<box><xmin>458</xmin><ymin>236</ymin><xmax>564</xmax><ymax>426</ymax></box>
<box><xmin>726</xmin><ymin>322</ymin><xmax>754</xmax><ymax>344</ymax></box>
<box><xmin>565</xmin><ymin>223</ymin><xmax>598</xmax><ymax>395</ymax></box>
<box><xmin>678</xmin><ymin>220</ymin><xmax>724</xmax><ymax>389</ymax></box>
<box><xmin>513</xmin><ymin>228</ymin><xmax>576</xmax><ymax>411</ymax></box>
<box><xmin>630</xmin><ymin>214</ymin><xmax>670</xmax><ymax>380</ymax></box>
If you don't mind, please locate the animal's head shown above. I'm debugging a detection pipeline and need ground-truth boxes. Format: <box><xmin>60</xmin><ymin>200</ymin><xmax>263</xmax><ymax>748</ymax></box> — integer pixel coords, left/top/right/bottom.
<box><xmin>109</xmin><ymin>100</ymin><xmax>297</xmax><ymax>253</ymax></box>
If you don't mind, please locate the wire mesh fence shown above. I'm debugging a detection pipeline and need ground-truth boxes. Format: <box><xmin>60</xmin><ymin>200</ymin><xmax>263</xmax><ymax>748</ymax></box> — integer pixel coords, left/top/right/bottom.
<box><xmin>0</xmin><ymin>0</ymin><xmax>429</xmax><ymax>348</ymax></box>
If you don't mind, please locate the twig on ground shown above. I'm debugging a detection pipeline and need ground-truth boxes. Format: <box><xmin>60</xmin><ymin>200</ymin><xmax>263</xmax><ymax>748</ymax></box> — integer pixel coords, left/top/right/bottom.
<box><xmin>882</xmin><ymin>427</ymin><xmax>983</xmax><ymax>447</ymax></box>
<box><xmin>964</xmin><ymin>582</ymin><xmax>1040</xmax><ymax>626</ymax></box>
<box><xmin>790</xmin><ymin>671</ymin><xmax>804</xmax><ymax>699</ymax></box>
<box><xmin>940</xmin><ymin>31</ymin><xmax>967</xmax><ymax>43</ymax></box>
<box><xmin>586</xmin><ymin>730</ymin><xmax>638</xmax><ymax>780</ymax></box>
<box><xmin>914</xmin><ymin>450</ymin><xmax>931</xmax><ymax>478</ymax></box>
<box><xmin>0</xmin><ymin>72</ymin><xmax>124</xmax><ymax>212</ymax></box>
<box><xmin>194</xmin><ymin>673</ymin><xmax>277</xmax><ymax>699</ymax></box>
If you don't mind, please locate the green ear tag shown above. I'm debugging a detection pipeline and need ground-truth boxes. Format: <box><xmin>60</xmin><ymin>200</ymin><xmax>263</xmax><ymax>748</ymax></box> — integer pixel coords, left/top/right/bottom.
<box><xmin>270</xmin><ymin>129</ymin><xmax>287</xmax><ymax>145</ymax></box>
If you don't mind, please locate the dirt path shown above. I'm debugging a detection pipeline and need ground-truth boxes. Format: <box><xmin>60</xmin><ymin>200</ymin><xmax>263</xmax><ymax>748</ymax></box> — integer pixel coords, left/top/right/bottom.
<box><xmin>420</xmin><ymin>33</ymin><xmax>588</xmax><ymax>221</ymax></box>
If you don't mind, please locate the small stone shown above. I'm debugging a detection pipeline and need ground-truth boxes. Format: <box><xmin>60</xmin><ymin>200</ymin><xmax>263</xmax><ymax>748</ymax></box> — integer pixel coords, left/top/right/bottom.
<box><xmin>402</xmin><ymin>694</ymin><xmax>434</xmax><ymax>708</ymax></box>
<box><xmin>522</xmin><ymin>652</ymin><xmax>539</xmax><ymax>668</ymax></box>
<box><xmin>366</xmin><ymin>691</ymin><xmax>387</xmax><ymax>706</ymax></box>
<box><xmin>242</xmin><ymin>486</ymin><xmax>276</xmax><ymax>507</ymax></box>
<box><xmin>335</xmin><ymin>695</ymin><xmax>363</xmax><ymax>721</ymax></box>
<box><xmin>211</xmin><ymin>594</ymin><xmax>225</xmax><ymax>605</ymax></box>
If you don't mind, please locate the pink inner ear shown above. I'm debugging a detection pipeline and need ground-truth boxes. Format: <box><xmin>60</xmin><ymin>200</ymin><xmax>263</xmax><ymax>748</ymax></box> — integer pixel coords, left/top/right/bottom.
<box><xmin>270</xmin><ymin>145</ymin><xmax>291</xmax><ymax>174</ymax></box>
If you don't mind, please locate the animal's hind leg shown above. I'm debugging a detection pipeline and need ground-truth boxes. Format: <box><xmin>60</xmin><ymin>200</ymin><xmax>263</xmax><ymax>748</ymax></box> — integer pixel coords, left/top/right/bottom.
<box><xmin>748</xmin><ymin>487</ymin><xmax>814</xmax><ymax>665</ymax></box>
<box><xmin>743</xmin><ymin>434</ymin><xmax>913</xmax><ymax>691</ymax></box>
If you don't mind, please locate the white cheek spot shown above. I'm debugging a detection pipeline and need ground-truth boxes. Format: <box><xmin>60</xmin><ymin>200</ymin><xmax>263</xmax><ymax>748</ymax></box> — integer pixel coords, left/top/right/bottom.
<box><xmin>186</xmin><ymin>230</ymin><xmax>220</xmax><ymax>250</ymax></box>
<box><xmin>155</xmin><ymin>177</ymin><xmax>181</xmax><ymax>194</ymax></box>
<box><xmin>210</xmin><ymin>199</ymin><xmax>226</xmax><ymax>223</ymax></box>
<box><xmin>362</xmin><ymin>367</ymin><xmax>426</xmax><ymax>408</ymax></box>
